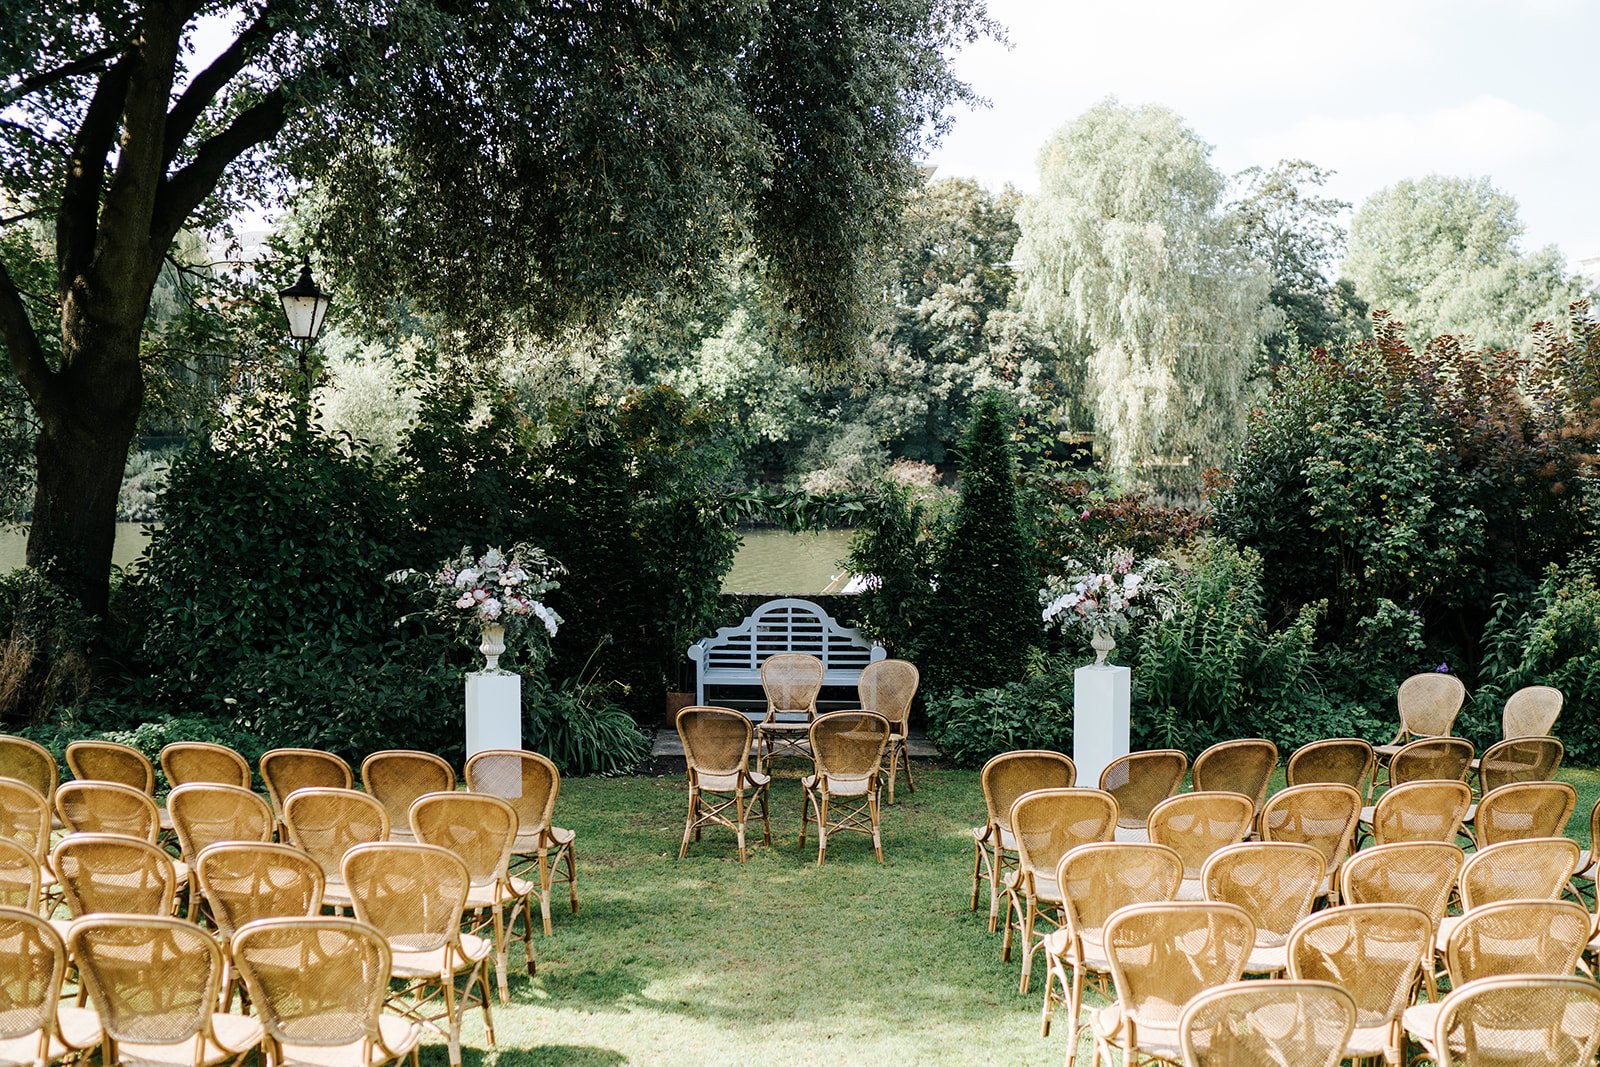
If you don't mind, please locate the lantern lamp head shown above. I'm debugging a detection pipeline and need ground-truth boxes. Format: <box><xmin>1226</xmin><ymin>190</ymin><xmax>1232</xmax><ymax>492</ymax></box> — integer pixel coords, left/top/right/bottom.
<box><xmin>278</xmin><ymin>262</ymin><xmax>331</xmax><ymax>343</ymax></box>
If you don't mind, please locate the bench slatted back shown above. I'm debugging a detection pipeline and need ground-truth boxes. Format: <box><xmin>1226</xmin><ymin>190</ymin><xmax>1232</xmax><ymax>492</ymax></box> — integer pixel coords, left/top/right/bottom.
<box><xmin>690</xmin><ymin>598</ymin><xmax>884</xmax><ymax>709</ymax></box>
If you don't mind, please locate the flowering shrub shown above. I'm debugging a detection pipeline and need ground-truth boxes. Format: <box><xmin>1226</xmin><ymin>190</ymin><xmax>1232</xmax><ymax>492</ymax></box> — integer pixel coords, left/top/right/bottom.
<box><xmin>1040</xmin><ymin>548</ymin><xmax>1175</xmax><ymax>637</ymax></box>
<box><xmin>401</xmin><ymin>544</ymin><xmax>564</xmax><ymax>662</ymax></box>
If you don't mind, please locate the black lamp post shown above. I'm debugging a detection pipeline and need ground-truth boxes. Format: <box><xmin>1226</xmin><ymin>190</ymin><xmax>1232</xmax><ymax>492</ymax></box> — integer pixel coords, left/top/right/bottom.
<box><xmin>278</xmin><ymin>262</ymin><xmax>331</xmax><ymax>435</ymax></box>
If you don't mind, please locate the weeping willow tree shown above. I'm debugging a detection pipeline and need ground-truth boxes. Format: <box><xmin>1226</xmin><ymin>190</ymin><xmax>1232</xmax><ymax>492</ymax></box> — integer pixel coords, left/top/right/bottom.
<box><xmin>1014</xmin><ymin>100</ymin><xmax>1278</xmax><ymax>494</ymax></box>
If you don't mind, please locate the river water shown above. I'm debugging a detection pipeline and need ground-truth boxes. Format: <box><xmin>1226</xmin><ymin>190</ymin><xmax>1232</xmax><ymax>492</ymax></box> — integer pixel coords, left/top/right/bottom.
<box><xmin>0</xmin><ymin>524</ymin><xmax>154</xmax><ymax>573</ymax></box>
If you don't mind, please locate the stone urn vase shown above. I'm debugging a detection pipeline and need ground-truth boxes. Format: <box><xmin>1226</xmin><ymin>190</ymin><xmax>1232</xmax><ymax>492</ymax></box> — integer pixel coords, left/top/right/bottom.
<box><xmin>479</xmin><ymin>623</ymin><xmax>507</xmax><ymax>672</ymax></box>
<box><xmin>1090</xmin><ymin>627</ymin><xmax>1116</xmax><ymax>668</ymax></box>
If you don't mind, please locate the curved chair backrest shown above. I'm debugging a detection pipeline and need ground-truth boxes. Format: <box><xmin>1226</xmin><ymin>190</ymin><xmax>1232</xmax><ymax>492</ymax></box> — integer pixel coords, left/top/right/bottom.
<box><xmin>1501</xmin><ymin>684</ymin><xmax>1562</xmax><ymax>739</ymax></box>
<box><xmin>1371</xmin><ymin>780</ymin><xmax>1471</xmax><ymax>846</ymax></box>
<box><xmin>1257</xmin><ymin>783</ymin><xmax>1362</xmax><ymax>878</ymax></box>
<box><xmin>982</xmin><ymin>751</ymin><xmax>1076</xmax><ymax>835</ymax></box>
<box><xmin>1443</xmin><ymin>899</ymin><xmax>1590</xmax><ymax>987</ymax></box>
<box><xmin>343</xmin><ymin>842</ymin><xmax>471</xmax><ymax>956</ymax></box>
<box><xmin>281</xmin><ymin>788</ymin><xmax>389</xmax><ymax>881</ymax></box>
<box><xmin>168</xmin><ymin>783</ymin><xmax>274</xmax><ymax>865</ymax></box>
<box><xmin>1286</xmin><ymin>738</ymin><xmax>1374</xmax><ymax>792</ymax></box>
<box><xmin>1475</xmin><ymin>780</ymin><xmax>1576</xmax><ymax>846</ymax></box>
<box><xmin>1191</xmin><ymin>739</ymin><xmax>1277</xmax><ymax>812</ymax></box>
<box><xmin>1098</xmin><ymin>749</ymin><xmax>1186</xmax><ymax>830</ymax></box>
<box><xmin>1008</xmin><ymin>789</ymin><xmax>1118</xmax><ymax>889</ymax></box>
<box><xmin>160</xmin><ymin>741</ymin><xmax>251</xmax><ymax>788</ymax></box>
<box><xmin>65</xmin><ymin>739</ymin><xmax>154</xmax><ymax>794</ymax></box>
<box><xmin>361</xmin><ymin>750</ymin><xmax>456</xmax><ymax>838</ymax></box>
<box><xmin>1288</xmin><ymin>903</ymin><xmax>1432</xmax><ymax>1039</ymax></box>
<box><xmin>0</xmin><ymin>907</ymin><xmax>67</xmax><ymax>1052</ymax></box>
<box><xmin>1478</xmin><ymin>736</ymin><xmax>1563</xmax><ymax>793</ymax></box>
<box><xmin>857</xmin><ymin>659</ymin><xmax>919</xmax><ymax>730</ymax></box>
<box><xmin>1056</xmin><ymin>842</ymin><xmax>1184</xmax><ymax>949</ymax></box>
<box><xmin>677</xmin><ymin>706</ymin><xmax>755</xmax><ymax>783</ymax></box>
<box><xmin>1390</xmin><ymin>736</ymin><xmax>1474</xmax><ymax>785</ymax></box>
<box><xmin>232</xmin><ymin>917</ymin><xmax>401</xmax><ymax>1054</ymax></box>
<box><xmin>51</xmin><ymin>833</ymin><xmax>178</xmax><ymax>918</ymax></box>
<box><xmin>760</xmin><ymin>653</ymin><xmax>824</xmax><ymax>716</ymax></box>
<box><xmin>809</xmin><ymin>711</ymin><xmax>890</xmax><ymax>791</ymax></box>
<box><xmin>409</xmin><ymin>791</ymin><xmax>517</xmax><ymax>891</ymax></box>
<box><xmin>69</xmin><ymin>915</ymin><xmax>225</xmax><ymax>1053</ymax></box>
<box><xmin>1147</xmin><ymin>791</ymin><xmax>1255</xmax><ymax>880</ymax></box>
<box><xmin>1458</xmin><ymin>836</ymin><xmax>1580</xmax><ymax>910</ymax></box>
<box><xmin>0</xmin><ymin>838</ymin><xmax>41</xmax><ymax>911</ymax></box>
<box><xmin>1201</xmin><ymin>841</ymin><xmax>1325</xmax><ymax>946</ymax></box>
<box><xmin>55</xmin><ymin>780</ymin><xmax>160</xmax><ymax>842</ymax></box>
<box><xmin>196</xmin><ymin>841</ymin><xmax>325</xmax><ymax>939</ymax></box>
<box><xmin>1396</xmin><ymin>672</ymin><xmax>1466</xmax><ymax>739</ymax></box>
<box><xmin>0</xmin><ymin>776</ymin><xmax>52</xmax><ymax>863</ymax></box>
<box><xmin>1179</xmin><ymin>979</ymin><xmax>1356</xmax><ymax>1067</ymax></box>
<box><xmin>464</xmin><ymin>749</ymin><xmax>559</xmax><ymax>839</ymax></box>
<box><xmin>1433</xmin><ymin>975</ymin><xmax>1600</xmax><ymax>1066</ymax></box>
<box><xmin>0</xmin><ymin>734</ymin><xmax>58</xmax><ymax>801</ymax></box>
<box><xmin>1338</xmin><ymin>841</ymin><xmax>1464</xmax><ymax>930</ymax></box>
<box><xmin>259</xmin><ymin>748</ymin><xmax>354</xmax><ymax>817</ymax></box>
<box><xmin>1103</xmin><ymin>902</ymin><xmax>1255</xmax><ymax>1042</ymax></box>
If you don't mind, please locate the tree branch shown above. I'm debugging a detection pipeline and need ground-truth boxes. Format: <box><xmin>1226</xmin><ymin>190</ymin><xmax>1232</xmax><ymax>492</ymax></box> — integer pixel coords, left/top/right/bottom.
<box><xmin>56</xmin><ymin>56</ymin><xmax>131</xmax><ymax>288</ymax></box>
<box><xmin>0</xmin><ymin>45</ymin><xmax>122</xmax><ymax>109</ymax></box>
<box><xmin>163</xmin><ymin>4</ymin><xmax>286</xmax><ymax>164</ymax></box>
<box><xmin>150</xmin><ymin>88</ymin><xmax>289</xmax><ymax>249</ymax></box>
<box><xmin>0</xmin><ymin>259</ymin><xmax>55</xmax><ymax>405</ymax></box>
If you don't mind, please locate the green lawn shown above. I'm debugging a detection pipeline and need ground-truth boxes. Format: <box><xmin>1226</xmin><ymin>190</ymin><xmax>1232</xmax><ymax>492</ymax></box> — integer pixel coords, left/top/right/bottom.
<box><xmin>435</xmin><ymin>764</ymin><xmax>1600</xmax><ymax>1067</ymax></box>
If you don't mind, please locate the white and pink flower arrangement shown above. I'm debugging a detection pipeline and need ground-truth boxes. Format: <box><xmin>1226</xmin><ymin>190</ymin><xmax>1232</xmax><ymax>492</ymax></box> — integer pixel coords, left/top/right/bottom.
<box><xmin>1040</xmin><ymin>548</ymin><xmax>1175</xmax><ymax>663</ymax></box>
<box><xmin>395</xmin><ymin>544</ymin><xmax>565</xmax><ymax>669</ymax></box>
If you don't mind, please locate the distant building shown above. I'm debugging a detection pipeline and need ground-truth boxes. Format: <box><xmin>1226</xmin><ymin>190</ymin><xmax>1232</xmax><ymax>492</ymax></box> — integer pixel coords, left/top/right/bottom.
<box><xmin>1580</xmin><ymin>254</ymin><xmax>1600</xmax><ymax>297</ymax></box>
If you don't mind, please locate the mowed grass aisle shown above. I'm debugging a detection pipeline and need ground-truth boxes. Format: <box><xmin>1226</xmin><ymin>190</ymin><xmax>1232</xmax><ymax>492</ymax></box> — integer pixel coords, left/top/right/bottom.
<box><xmin>437</xmin><ymin>765</ymin><xmax>1600</xmax><ymax>1066</ymax></box>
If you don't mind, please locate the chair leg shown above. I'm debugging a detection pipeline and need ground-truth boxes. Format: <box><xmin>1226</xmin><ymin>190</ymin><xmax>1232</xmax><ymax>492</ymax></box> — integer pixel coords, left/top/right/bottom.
<box><xmin>537</xmin><ymin>851</ymin><xmax>554</xmax><ymax>937</ymax></box>
<box><xmin>479</xmin><ymin>965</ymin><xmax>497</xmax><ymax>1048</ymax></box>
<box><xmin>886</xmin><ymin>744</ymin><xmax>899</xmax><ymax>806</ymax></box>
<box><xmin>734</xmin><ymin>790</ymin><xmax>748</xmax><ymax>863</ymax></box>
<box><xmin>1019</xmin><ymin>899</ymin><xmax>1037</xmax><ymax>994</ymax></box>
<box><xmin>902</xmin><ymin>747</ymin><xmax>915</xmax><ymax>794</ymax></box>
<box><xmin>679</xmin><ymin>790</ymin><xmax>697</xmax><ymax>860</ymax></box>
<box><xmin>987</xmin><ymin>842</ymin><xmax>1004</xmax><ymax>934</ymax></box>
<box><xmin>799</xmin><ymin>785</ymin><xmax>811</xmax><ymax>849</ymax></box>
<box><xmin>492</xmin><ymin>905</ymin><xmax>509</xmax><ymax>1004</ymax></box>
<box><xmin>970</xmin><ymin>840</ymin><xmax>985</xmax><ymax>913</ymax></box>
<box><xmin>870</xmin><ymin>789</ymin><xmax>883</xmax><ymax>863</ymax></box>
<box><xmin>817</xmin><ymin>793</ymin><xmax>829</xmax><ymax>866</ymax></box>
<box><xmin>758</xmin><ymin>785</ymin><xmax>772</xmax><ymax>846</ymax></box>
<box><xmin>564</xmin><ymin>844</ymin><xmax>578</xmax><ymax>915</ymax></box>
<box><xmin>443</xmin><ymin>968</ymin><xmax>462</xmax><ymax>1067</ymax></box>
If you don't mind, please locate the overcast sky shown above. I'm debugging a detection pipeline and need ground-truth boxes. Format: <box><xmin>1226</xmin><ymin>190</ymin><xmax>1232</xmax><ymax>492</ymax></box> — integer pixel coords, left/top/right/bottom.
<box><xmin>923</xmin><ymin>0</ymin><xmax>1600</xmax><ymax>272</ymax></box>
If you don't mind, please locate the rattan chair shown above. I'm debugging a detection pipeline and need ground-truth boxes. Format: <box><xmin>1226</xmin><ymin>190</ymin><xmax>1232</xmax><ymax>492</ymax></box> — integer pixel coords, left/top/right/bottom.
<box><xmin>1099</xmin><ymin>749</ymin><xmax>1186</xmax><ymax>842</ymax></box>
<box><xmin>972</xmin><ymin>750</ymin><xmax>1076</xmax><ymax>932</ymax></box>
<box><xmin>258</xmin><ymin>747</ymin><xmax>354</xmax><ymax>835</ymax></box>
<box><xmin>343</xmin><ymin>842</ymin><xmax>495</xmax><ymax>1067</ymax></box>
<box><xmin>55</xmin><ymin>779</ymin><xmax>162</xmax><ymax>842</ymax></box>
<box><xmin>1575</xmin><ymin>798</ymin><xmax>1600</xmax><ymax>902</ymax></box>
<box><xmin>1000</xmin><ymin>787</ymin><xmax>1118</xmax><ymax>994</ymax></box>
<box><xmin>0</xmin><ymin>906</ymin><xmax>101</xmax><ymax>1064</ymax></box>
<box><xmin>1039</xmin><ymin>842</ymin><xmax>1183</xmax><ymax>1063</ymax></box>
<box><xmin>1257</xmin><ymin>783</ymin><xmax>1362</xmax><ymax>903</ymax></box>
<box><xmin>1191</xmin><ymin>738</ymin><xmax>1277</xmax><ymax>814</ymax></box>
<box><xmin>1466</xmin><ymin>780</ymin><xmax>1576</xmax><ymax>847</ymax></box>
<box><xmin>0</xmin><ymin>775</ymin><xmax>52</xmax><ymax>871</ymax></box>
<box><xmin>281</xmin><ymin>787</ymin><xmax>389</xmax><ymax>911</ymax></box>
<box><xmin>1090</xmin><ymin>901</ymin><xmax>1255</xmax><ymax>1067</ymax></box>
<box><xmin>168</xmin><ymin>784</ymin><xmax>273</xmax><ymax>867</ymax></box>
<box><xmin>1365</xmin><ymin>779</ymin><xmax>1472</xmax><ymax>847</ymax></box>
<box><xmin>674</xmin><ymin>706</ymin><xmax>771</xmax><ymax>862</ymax></box>
<box><xmin>1178</xmin><ymin>979</ymin><xmax>1356</xmax><ymax>1067</ymax></box>
<box><xmin>1339</xmin><ymin>842</ymin><xmax>1465</xmax><ymax>998</ymax></box>
<box><xmin>1501</xmin><ymin>684</ymin><xmax>1563</xmax><ymax>738</ymax></box>
<box><xmin>196</xmin><ymin>840</ymin><xmax>327</xmax><ymax>1007</ymax></box>
<box><xmin>1147</xmin><ymin>791</ymin><xmax>1255</xmax><ymax>900</ymax></box>
<box><xmin>65</xmin><ymin>739</ymin><xmax>155</xmax><ymax>794</ymax></box>
<box><xmin>70</xmin><ymin>914</ymin><xmax>261</xmax><ymax>1067</ymax></box>
<box><xmin>800</xmin><ymin>710</ymin><xmax>891</xmax><ymax>867</ymax></box>
<box><xmin>51</xmin><ymin>834</ymin><xmax>179</xmax><ymax>934</ymax></box>
<box><xmin>1475</xmin><ymin>735</ymin><xmax>1563</xmax><ymax>796</ymax></box>
<box><xmin>1288</xmin><ymin>903</ymin><xmax>1433</xmax><ymax>1065</ymax></box>
<box><xmin>463</xmin><ymin>749</ymin><xmax>577</xmax><ymax>937</ymax></box>
<box><xmin>858</xmin><ymin>658</ymin><xmax>919</xmax><ymax>804</ymax></box>
<box><xmin>755</xmin><ymin>652</ymin><xmax>824</xmax><ymax>774</ymax></box>
<box><xmin>1371</xmin><ymin>672</ymin><xmax>1467</xmax><ymax>800</ymax></box>
<box><xmin>361</xmin><ymin>750</ymin><xmax>456</xmax><ymax>844</ymax></box>
<box><xmin>159</xmin><ymin>742</ymin><xmax>252</xmax><ymax>789</ymax></box>
<box><xmin>409</xmin><ymin>791</ymin><xmax>536</xmax><ymax>1004</ymax></box>
<box><xmin>0</xmin><ymin>838</ymin><xmax>40</xmax><ymax>912</ymax></box>
<box><xmin>0</xmin><ymin>733</ymin><xmax>59</xmax><ymax>808</ymax></box>
<box><xmin>1201</xmin><ymin>841</ymin><xmax>1325</xmax><ymax>976</ymax></box>
<box><xmin>1286</xmin><ymin>737</ymin><xmax>1374</xmax><ymax>793</ymax></box>
<box><xmin>1422</xmin><ymin>975</ymin><xmax>1600</xmax><ymax>1066</ymax></box>
<box><xmin>231</xmin><ymin>916</ymin><xmax>421</xmax><ymax>1067</ymax></box>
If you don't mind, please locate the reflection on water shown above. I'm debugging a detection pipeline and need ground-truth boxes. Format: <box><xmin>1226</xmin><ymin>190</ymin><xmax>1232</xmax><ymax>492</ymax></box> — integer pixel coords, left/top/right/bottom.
<box><xmin>722</xmin><ymin>528</ymin><xmax>856</xmax><ymax>594</ymax></box>
<box><xmin>0</xmin><ymin>524</ymin><xmax>153</xmax><ymax>573</ymax></box>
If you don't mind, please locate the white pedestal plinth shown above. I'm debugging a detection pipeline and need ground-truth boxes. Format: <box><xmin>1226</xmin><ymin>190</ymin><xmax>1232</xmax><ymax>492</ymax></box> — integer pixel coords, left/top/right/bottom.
<box><xmin>466</xmin><ymin>672</ymin><xmax>522</xmax><ymax>758</ymax></box>
<box><xmin>1073</xmin><ymin>664</ymin><xmax>1130</xmax><ymax>789</ymax></box>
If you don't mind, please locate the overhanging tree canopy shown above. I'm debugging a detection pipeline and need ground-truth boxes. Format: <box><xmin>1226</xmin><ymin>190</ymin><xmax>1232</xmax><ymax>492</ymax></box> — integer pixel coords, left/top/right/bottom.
<box><xmin>0</xmin><ymin>0</ymin><xmax>992</xmax><ymax>616</ymax></box>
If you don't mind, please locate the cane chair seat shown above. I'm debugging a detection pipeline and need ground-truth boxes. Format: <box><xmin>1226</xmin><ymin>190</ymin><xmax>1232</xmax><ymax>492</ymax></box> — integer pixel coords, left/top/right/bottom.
<box><xmin>281</xmin><ymin>788</ymin><xmax>389</xmax><ymax>909</ymax></box>
<box><xmin>1286</xmin><ymin>737</ymin><xmax>1375</xmax><ymax>792</ymax></box>
<box><xmin>1178</xmin><ymin>979</ymin><xmax>1356</xmax><ymax>1067</ymax></box>
<box><xmin>1466</xmin><ymin>780</ymin><xmax>1575</xmax><ymax>846</ymax></box>
<box><xmin>972</xmin><ymin>750</ymin><xmax>1076</xmax><ymax>932</ymax></box>
<box><xmin>70</xmin><ymin>914</ymin><xmax>261</xmax><ymax>1067</ymax></box>
<box><xmin>259</xmin><ymin>747</ymin><xmax>354</xmax><ymax>832</ymax></box>
<box><xmin>0</xmin><ymin>906</ymin><xmax>102</xmax><ymax>1065</ymax></box>
<box><xmin>1288</xmin><ymin>903</ymin><xmax>1432</xmax><ymax>1065</ymax></box>
<box><xmin>800</xmin><ymin>711</ymin><xmax>890</xmax><ymax>867</ymax></box>
<box><xmin>1038</xmin><ymin>842</ymin><xmax>1183</xmax><ymax>1059</ymax></box>
<box><xmin>464</xmin><ymin>749</ymin><xmax>577</xmax><ymax>936</ymax></box>
<box><xmin>1000</xmin><ymin>787</ymin><xmax>1118</xmax><ymax>994</ymax></box>
<box><xmin>231</xmin><ymin>916</ymin><xmax>421</xmax><ymax>1067</ymax></box>
<box><xmin>1257</xmin><ymin>783</ymin><xmax>1362</xmax><ymax>900</ymax></box>
<box><xmin>1202</xmin><ymin>841</ymin><xmax>1325</xmax><ymax>977</ymax></box>
<box><xmin>1191</xmin><ymin>738</ymin><xmax>1277</xmax><ymax>813</ymax></box>
<box><xmin>1090</xmin><ymin>901</ymin><xmax>1254</xmax><ymax>1067</ymax></box>
<box><xmin>360</xmin><ymin>750</ymin><xmax>455</xmax><ymax>843</ymax></box>
<box><xmin>1147</xmin><ymin>791</ymin><xmax>1255</xmax><ymax>900</ymax></box>
<box><xmin>859</xmin><ymin>658</ymin><xmax>919</xmax><ymax>803</ymax></box>
<box><xmin>1364</xmin><ymin>779</ymin><xmax>1472</xmax><ymax>846</ymax></box>
<box><xmin>159</xmin><ymin>742</ymin><xmax>252</xmax><ymax>789</ymax></box>
<box><xmin>0</xmin><ymin>1006</ymin><xmax>101</xmax><ymax>1066</ymax></box>
<box><xmin>1418</xmin><ymin>975</ymin><xmax>1600</xmax><ymax>1066</ymax></box>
